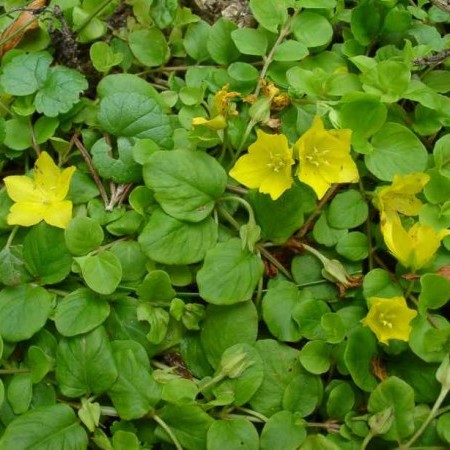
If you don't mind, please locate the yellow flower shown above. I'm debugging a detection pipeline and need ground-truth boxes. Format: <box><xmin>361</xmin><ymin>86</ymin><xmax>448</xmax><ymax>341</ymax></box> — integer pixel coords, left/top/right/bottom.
<box><xmin>362</xmin><ymin>296</ymin><xmax>417</xmax><ymax>345</ymax></box>
<box><xmin>229</xmin><ymin>130</ymin><xmax>294</xmax><ymax>200</ymax></box>
<box><xmin>373</xmin><ymin>172</ymin><xmax>430</xmax><ymax>216</ymax></box>
<box><xmin>4</xmin><ymin>151</ymin><xmax>76</xmax><ymax>229</ymax></box>
<box><xmin>192</xmin><ymin>84</ymin><xmax>240</xmax><ymax>130</ymax></box>
<box><xmin>381</xmin><ymin>211</ymin><xmax>450</xmax><ymax>271</ymax></box>
<box><xmin>295</xmin><ymin>115</ymin><xmax>359</xmax><ymax>199</ymax></box>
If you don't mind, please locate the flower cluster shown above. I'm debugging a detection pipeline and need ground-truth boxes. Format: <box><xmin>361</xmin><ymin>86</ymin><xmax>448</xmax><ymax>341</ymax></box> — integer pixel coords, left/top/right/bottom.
<box><xmin>229</xmin><ymin>115</ymin><xmax>359</xmax><ymax>200</ymax></box>
<box><xmin>4</xmin><ymin>151</ymin><xmax>76</xmax><ymax>229</ymax></box>
<box><xmin>373</xmin><ymin>173</ymin><xmax>450</xmax><ymax>272</ymax></box>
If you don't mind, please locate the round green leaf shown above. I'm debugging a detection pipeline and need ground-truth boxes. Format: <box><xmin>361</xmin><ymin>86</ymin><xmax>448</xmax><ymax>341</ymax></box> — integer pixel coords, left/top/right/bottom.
<box><xmin>249</xmin><ymin>0</ymin><xmax>287</xmax><ymax>33</ymax></box>
<box><xmin>299</xmin><ymin>340</ymin><xmax>331</xmax><ymax>374</ymax></box>
<box><xmin>366</xmin><ymin>122</ymin><xmax>428</xmax><ymax>181</ymax></box>
<box><xmin>76</xmin><ymin>251</ymin><xmax>122</xmax><ymax>295</ymax></box>
<box><xmin>437</xmin><ymin>412</ymin><xmax>450</xmax><ymax>444</ymax></box>
<box><xmin>197</xmin><ymin>238</ymin><xmax>264</xmax><ymax>305</ymax></box>
<box><xmin>0</xmin><ymin>404</ymin><xmax>88</xmax><ymax>450</ymax></box>
<box><xmin>292</xmin><ymin>12</ymin><xmax>333</xmax><ymax>48</ymax></box>
<box><xmin>56</xmin><ymin>326</ymin><xmax>118</xmax><ymax>398</ymax></box>
<box><xmin>143</xmin><ymin>150</ymin><xmax>227</xmax><ymax>222</ymax></box>
<box><xmin>262</xmin><ymin>281</ymin><xmax>302</xmax><ymax>342</ymax></box>
<box><xmin>23</xmin><ymin>222</ymin><xmax>72</xmax><ymax>285</ymax></box>
<box><xmin>65</xmin><ymin>217</ymin><xmax>104</xmax><ymax>256</ymax></box>
<box><xmin>283</xmin><ymin>372</ymin><xmax>323</xmax><ymax>417</ymax></box>
<box><xmin>260</xmin><ymin>411</ymin><xmax>306</xmax><ymax>450</ymax></box>
<box><xmin>231</xmin><ymin>28</ymin><xmax>268</xmax><ymax>56</ymax></box>
<box><xmin>0</xmin><ymin>285</ymin><xmax>52</xmax><ymax>342</ymax></box>
<box><xmin>207</xmin><ymin>18</ymin><xmax>240</xmax><ymax>64</ymax></box>
<box><xmin>336</xmin><ymin>232</ymin><xmax>369</xmax><ymax>261</ymax></box>
<box><xmin>109</xmin><ymin>241</ymin><xmax>147</xmax><ymax>282</ymax></box>
<box><xmin>326</xmin><ymin>382</ymin><xmax>355</xmax><ymax>420</ymax></box>
<box><xmin>98</xmin><ymin>93</ymin><xmax>172</xmax><ymax>148</ymax></box>
<box><xmin>273</xmin><ymin>39</ymin><xmax>309</xmax><ymax>62</ymax></box>
<box><xmin>55</xmin><ymin>288</ymin><xmax>111</xmax><ymax>337</ymax></box>
<box><xmin>200</xmin><ymin>302</ymin><xmax>258</xmax><ymax>368</ymax></box>
<box><xmin>207</xmin><ymin>418</ymin><xmax>259</xmax><ymax>450</ymax></box>
<box><xmin>327</xmin><ymin>190</ymin><xmax>368</xmax><ymax>229</ymax></box>
<box><xmin>228</xmin><ymin>62</ymin><xmax>259</xmax><ymax>82</ymax></box>
<box><xmin>129</xmin><ymin>28</ymin><xmax>169</xmax><ymax>67</ymax></box>
<box><xmin>7</xmin><ymin>373</ymin><xmax>32</xmax><ymax>414</ymax></box>
<box><xmin>139</xmin><ymin>209</ymin><xmax>218</xmax><ymax>264</ymax></box>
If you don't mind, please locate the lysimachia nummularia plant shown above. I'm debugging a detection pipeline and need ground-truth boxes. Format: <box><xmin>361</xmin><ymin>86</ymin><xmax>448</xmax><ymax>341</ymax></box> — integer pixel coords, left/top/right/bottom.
<box><xmin>1</xmin><ymin>0</ymin><xmax>450</xmax><ymax>449</ymax></box>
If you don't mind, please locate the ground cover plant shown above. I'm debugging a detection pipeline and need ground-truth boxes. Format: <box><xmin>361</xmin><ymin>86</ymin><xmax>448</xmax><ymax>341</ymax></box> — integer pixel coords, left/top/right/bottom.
<box><xmin>1</xmin><ymin>0</ymin><xmax>450</xmax><ymax>449</ymax></box>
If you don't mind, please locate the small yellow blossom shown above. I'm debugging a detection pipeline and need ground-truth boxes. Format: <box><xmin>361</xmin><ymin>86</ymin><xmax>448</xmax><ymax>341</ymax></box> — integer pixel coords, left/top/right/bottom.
<box><xmin>229</xmin><ymin>130</ymin><xmax>294</xmax><ymax>200</ymax></box>
<box><xmin>381</xmin><ymin>211</ymin><xmax>450</xmax><ymax>271</ymax></box>
<box><xmin>362</xmin><ymin>296</ymin><xmax>417</xmax><ymax>344</ymax></box>
<box><xmin>4</xmin><ymin>151</ymin><xmax>76</xmax><ymax>229</ymax></box>
<box><xmin>295</xmin><ymin>115</ymin><xmax>359</xmax><ymax>199</ymax></box>
<box><xmin>373</xmin><ymin>172</ymin><xmax>430</xmax><ymax>216</ymax></box>
<box><xmin>192</xmin><ymin>84</ymin><xmax>240</xmax><ymax>130</ymax></box>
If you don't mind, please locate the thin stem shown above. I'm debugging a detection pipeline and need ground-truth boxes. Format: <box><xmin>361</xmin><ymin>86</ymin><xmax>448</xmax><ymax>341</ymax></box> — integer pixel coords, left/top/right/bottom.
<box><xmin>226</xmin><ymin>184</ymin><xmax>248</xmax><ymax>195</ymax></box>
<box><xmin>257</xmin><ymin>244</ymin><xmax>292</xmax><ymax>280</ymax></box>
<box><xmin>361</xmin><ymin>431</ymin><xmax>375</xmax><ymax>450</ymax></box>
<box><xmin>5</xmin><ymin>226</ymin><xmax>19</xmax><ymax>248</ymax></box>
<box><xmin>198</xmin><ymin>373</ymin><xmax>225</xmax><ymax>393</ymax></box>
<box><xmin>236</xmin><ymin>406</ymin><xmax>268</xmax><ymax>423</ymax></box>
<box><xmin>0</xmin><ymin>368</ymin><xmax>31</xmax><ymax>374</ymax></box>
<box><xmin>74</xmin><ymin>0</ymin><xmax>115</xmax><ymax>32</ymax></box>
<box><xmin>254</xmin><ymin>7</ymin><xmax>301</xmax><ymax>97</ymax></box>
<box><xmin>296</xmin><ymin>184</ymin><xmax>340</xmax><ymax>238</ymax></box>
<box><xmin>401</xmin><ymin>387</ymin><xmax>449</xmax><ymax>449</ymax></box>
<box><xmin>151</xmin><ymin>414</ymin><xmax>183</xmax><ymax>450</ymax></box>
<box><xmin>217</xmin><ymin>205</ymin><xmax>240</xmax><ymax>232</ymax></box>
<box><xmin>217</xmin><ymin>195</ymin><xmax>256</xmax><ymax>225</ymax></box>
<box><xmin>72</xmin><ymin>135</ymin><xmax>109</xmax><ymax>208</ymax></box>
<box><xmin>0</xmin><ymin>16</ymin><xmax>38</xmax><ymax>48</ymax></box>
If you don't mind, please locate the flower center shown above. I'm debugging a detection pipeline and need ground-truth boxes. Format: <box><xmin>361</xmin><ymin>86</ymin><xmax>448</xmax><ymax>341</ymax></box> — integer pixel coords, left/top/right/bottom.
<box><xmin>378</xmin><ymin>311</ymin><xmax>395</xmax><ymax>329</ymax></box>
<box><xmin>304</xmin><ymin>146</ymin><xmax>330</xmax><ymax>167</ymax></box>
<box><xmin>267</xmin><ymin>153</ymin><xmax>287</xmax><ymax>173</ymax></box>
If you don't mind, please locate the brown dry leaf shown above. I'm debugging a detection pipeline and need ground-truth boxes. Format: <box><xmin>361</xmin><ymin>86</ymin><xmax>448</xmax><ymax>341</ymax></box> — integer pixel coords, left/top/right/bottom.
<box><xmin>0</xmin><ymin>0</ymin><xmax>46</xmax><ymax>58</ymax></box>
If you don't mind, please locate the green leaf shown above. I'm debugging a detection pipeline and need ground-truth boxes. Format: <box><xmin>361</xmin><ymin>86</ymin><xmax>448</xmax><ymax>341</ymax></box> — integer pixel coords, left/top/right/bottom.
<box><xmin>143</xmin><ymin>150</ymin><xmax>227</xmax><ymax>222</ymax></box>
<box><xmin>138</xmin><ymin>209</ymin><xmax>218</xmax><ymax>264</ymax></box>
<box><xmin>90</xmin><ymin>41</ymin><xmax>123</xmax><ymax>72</ymax></box>
<box><xmin>366</xmin><ymin>122</ymin><xmax>428</xmax><ymax>181</ymax></box>
<box><xmin>419</xmin><ymin>273</ymin><xmax>450</xmax><ymax>314</ymax></box>
<box><xmin>98</xmin><ymin>93</ymin><xmax>172</xmax><ymax>148</ymax></box>
<box><xmin>282</xmin><ymin>372</ymin><xmax>323</xmax><ymax>417</ymax></box>
<box><xmin>34</xmin><ymin>66</ymin><xmax>88</xmax><ymax>117</ymax></box>
<box><xmin>157</xmin><ymin>404</ymin><xmax>213</xmax><ymax>450</ymax></box>
<box><xmin>231</xmin><ymin>28</ymin><xmax>268</xmax><ymax>56</ymax></box>
<box><xmin>336</xmin><ymin>232</ymin><xmax>369</xmax><ymax>261</ymax></box>
<box><xmin>56</xmin><ymin>326</ymin><xmax>118</xmax><ymax>397</ymax></box>
<box><xmin>129</xmin><ymin>28</ymin><xmax>170</xmax><ymax>67</ymax></box>
<box><xmin>207</xmin><ymin>418</ymin><xmax>259</xmax><ymax>450</ymax></box>
<box><xmin>97</xmin><ymin>74</ymin><xmax>162</xmax><ymax>102</ymax></box>
<box><xmin>327</xmin><ymin>190</ymin><xmax>368</xmax><ymax>229</ymax></box>
<box><xmin>54</xmin><ymin>288</ymin><xmax>111</xmax><ymax>337</ymax></box>
<box><xmin>249</xmin><ymin>184</ymin><xmax>315</xmax><ymax>244</ymax></box>
<box><xmin>249</xmin><ymin>340</ymin><xmax>304</xmax><ymax>417</ymax></box>
<box><xmin>363</xmin><ymin>268</ymin><xmax>403</xmax><ymax>299</ymax></box>
<box><xmin>260</xmin><ymin>411</ymin><xmax>306</xmax><ymax>450</ymax></box>
<box><xmin>197</xmin><ymin>238</ymin><xmax>264</xmax><ymax>305</ymax></box>
<box><xmin>292</xmin><ymin>12</ymin><xmax>333</xmax><ymax>48</ymax></box>
<box><xmin>161</xmin><ymin>378</ymin><xmax>198</xmax><ymax>405</ymax></box>
<box><xmin>0</xmin><ymin>51</ymin><xmax>52</xmax><ymax>96</ymax></box>
<box><xmin>350</xmin><ymin>0</ymin><xmax>382</xmax><ymax>46</ymax></box>
<box><xmin>344</xmin><ymin>326</ymin><xmax>378</xmax><ymax>392</ymax></box>
<box><xmin>91</xmin><ymin>137</ymin><xmax>142</xmax><ymax>184</ymax></box>
<box><xmin>262</xmin><ymin>281</ymin><xmax>303</xmax><ymax>342</ymax></box>
<box><xmin>184</xmin><ymin>21</ymin><xmax>211</xmax><ymax>62</ymax></box>
<box><xmin>298</xmin><ymin>341</ymin><xmax>331</xmax><ymax>375</ymax></box>
<box><xmin>292</xmin><ymin>298</ymin><xmax>331</xmax><ymax>340</ymax></box>
<box><xmin>313</xmin><ymin>212</ymin><xmax>347</xmax><ymax>247</ymax></box>
<box><xmin>437</xmin><ymin>412</ymin><xmax>450</xmax><ymax>444</ymax></box>
<box><xmin>23</xmin><ymin>222</ymin><xmax>72</xmax><ymax>285</ymax></box>
<box><xmin>108</xmin><ymin>340</ymin><xmax>161</xmax><ymax>419</ymax></box>
<box><xmin>65</xmin><ymin>217</ymin><xmax>104</xmax><ymax>256</ymax></box>
<box><xmin>249</xmin><ymin>0</ymin><xmax>288</xmax><ymax>33</ymax></box>
<box><xmin>368</xmin><ymin>377</ymin><xmax>415</xmax><ymax>441</ymax></box>
<box><xmin>76</xmin><ymin>251</ymin><xmax>122</xmax><ymax>295</ymax></box>
<box><xmin>273</xmin><ymin>40</ymin><xmax>309</xmax><ymax>62</ymax></box>
<box><xmin>207</xmin><ymin>19</ymin><xmax>240</xmax><ymax>64</ymax></box>
<box><xmin>0</xmin><ymin>285</ymin><xmax>52</xmax><ymax>342</ymax></box>
<box><xmin>200</xmin><ymin>302</ymin><xmax>258</xmax><ymax>368</ymax></box>
<box><xmin>137</xmin><ymin>303</ymin><xmax>170</xmax><ymax>344</ymax></box>
<box><xmin>326</xmin><ymin>382</ymin><xmax>355</xmax><ymax>420</ymax></box>
<box><xmin>0</xmin><ymin>404</ymin><xmax>88</xmax><ymax>450</ymax></box>
<box><xmin>0</xmin><ymin>246</ymin><xmax>32</xmax><ymax>286</ymax></box>
<box><xmin>27</xmin><ymin>346</ymin><xmax>53</xmax><ymax>383</ymax></box>
<box><xmin>7</xmin><ymin>373</ymin><xmax>32</xmax><ymax>414</ymax></box>
<box><xmin>297</xmin><ymin>0</ymin><xmax>335</xmax><ymax>7</ymax></box>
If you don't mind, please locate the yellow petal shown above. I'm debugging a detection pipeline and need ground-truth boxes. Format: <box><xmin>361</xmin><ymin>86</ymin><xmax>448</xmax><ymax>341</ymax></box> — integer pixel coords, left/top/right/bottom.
<box><xmin>34</xmin><ymin>151</ymin><xmax>61</xmax><ymax>192</ymax></box>
<box><xmin>380</xmin><ymin>212</ymin><xmax>412</xmax><ymax>268</ymax></box>
<box><xmin>409</xmin><ymin>224</ymin><xmax>449</xmax><ymax>270</ymax></box>
<box><xmin>297</xmin><ymin>162</ymin><xmax>330</xmax><ymax>199</ymax></box>
<box><xmin>54</xmin><ymin>166</ymin><xmax>76</xmax><ymax>201</ymax></box>
<box><xmin>259</xmin><ymin>168</ymin><xmax>293</xmax><ymax>200</ymax></box>
<box><xmin>192</xmin><ymin>115</ymin><xmax>227</xmax><ymax>130</ymax></box>
<box><xmin>322</xmin><ymin>154</ymin><xmax>359</xmax><ymax>184</ymax></box>
<box><xmin>43</xmin><ymin>201</ymin><xmax>73</xmax><ymax>229</ymax></box>
<box><xmin>7</xmin><ymin>202</ymin><xmax>46</xmax><ymax>227</ymax></box>
<box><xmin>229</xmin><ymin>153</ymin><xmax>273</xmax><ymax>189</ymax></box>
<box><xmin>4</xmin><ymin>175</ymin><xmax>43</xmax><ymax>203</ymax></box>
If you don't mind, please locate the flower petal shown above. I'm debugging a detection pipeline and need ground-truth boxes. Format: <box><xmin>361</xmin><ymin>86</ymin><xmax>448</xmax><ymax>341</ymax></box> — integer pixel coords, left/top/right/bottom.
<box><xmin>380</xmin><ymin>212</ymin><xmax>413</xmax><ymax>268</ymax></box>
<box><xmin>54</xmin><ymin>166</ymin><xmax>76</xmax><ymax>201</ymax></box>
<box><xmin>4</xmin><ymin>175</ymin><xmax>43</xmax><ymax>203</ymax></box>
<box><xmin>297</xmin><ymin>162</ymin><xmax>330</xmax><ymax>199</ymax></box>
<box><xmin>7</xmin><ymin>202</ymin><xmax>46</xmax><ymax>227</ymax></box>
<box><xmin>259</xmin><ymin>168</ymin><xmax>293</xmax><ymax>200</ymax></box>
<box><xmin>229</xmin><ymin>153</ymin><xmax>273</xmax><ymax>189</ymax></box>
<box><xmin>34</xmin><ymin>151</ymin><xmax>61</xmax><ymax>192</ymax></box>
<box><xmin>43</xmin><ymin>201</ymin><xmax>73</xmax><ymax>229</ymax></box>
